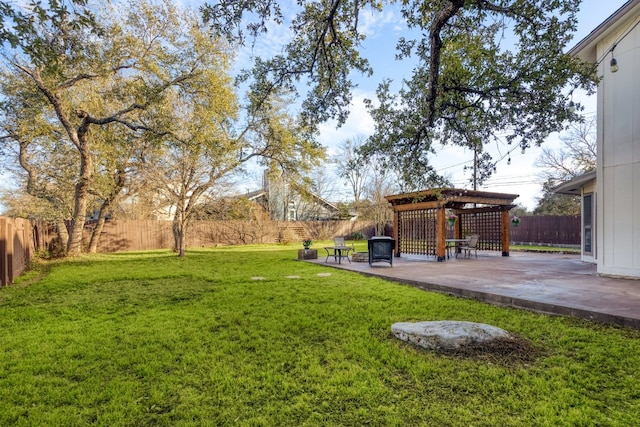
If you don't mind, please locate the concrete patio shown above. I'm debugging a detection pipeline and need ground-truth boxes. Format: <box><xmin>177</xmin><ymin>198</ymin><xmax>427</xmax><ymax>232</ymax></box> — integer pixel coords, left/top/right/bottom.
<box><xmin>309</xmin><ymin>251</ymin><xmax>640</xmax><ymax>328</ymax></box>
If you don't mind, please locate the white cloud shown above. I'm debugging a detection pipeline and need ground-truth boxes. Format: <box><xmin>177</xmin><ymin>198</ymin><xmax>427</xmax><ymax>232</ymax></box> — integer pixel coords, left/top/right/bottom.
<box><xmin>358</xmin><ymin>8</ymin><xmax>404</xmax><ymax>38</ymax></box>
<box><xmin>316</xmin><ymin>90</ymin><xmax>376</xmax><ymax>156</ymax></box>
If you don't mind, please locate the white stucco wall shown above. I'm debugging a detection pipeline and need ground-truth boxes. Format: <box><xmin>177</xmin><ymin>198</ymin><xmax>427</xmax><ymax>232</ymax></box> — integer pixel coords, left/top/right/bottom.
<box><xmin>596</xmin><ymin>16</ymin><xmax>640</xmax><ymax>277</ymax></box>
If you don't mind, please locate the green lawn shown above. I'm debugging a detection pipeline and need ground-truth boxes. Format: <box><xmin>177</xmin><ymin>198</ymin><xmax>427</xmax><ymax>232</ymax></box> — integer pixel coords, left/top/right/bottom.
<box><xmin>510</xmin><ymin>244</ymin><xmax>581</xmax><ymax>254</ymax></box>
<box><xmin>1</xmin><ymin>245</ymin><xmax>639</xmax><ymax>426</ymax></box>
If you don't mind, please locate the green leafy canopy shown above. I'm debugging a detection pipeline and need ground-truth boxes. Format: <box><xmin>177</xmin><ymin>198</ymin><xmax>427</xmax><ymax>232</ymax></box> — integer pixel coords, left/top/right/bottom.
<box><xmin>203</xmin><ymin>0</ymin><xmax>598</xmax><ymax>189</ymax></box>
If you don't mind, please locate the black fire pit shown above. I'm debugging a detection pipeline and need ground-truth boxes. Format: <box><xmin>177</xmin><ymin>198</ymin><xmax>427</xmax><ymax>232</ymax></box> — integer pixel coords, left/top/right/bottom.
<box><xmin>368</xmin><ymin>237</ymin><xmax>395</xmax><ymax>266</ymax></box>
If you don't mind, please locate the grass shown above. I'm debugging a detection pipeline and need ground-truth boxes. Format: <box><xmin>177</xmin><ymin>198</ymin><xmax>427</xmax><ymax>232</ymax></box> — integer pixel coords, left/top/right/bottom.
<box><xmin>1</xmin><ymin>245</ymin><xmax>639</xmax><ymax>426</ymax></box>
<box><xmin>510</xmin><ymin>244</ymin><xmax>580</xmax><ymax>254</ymax></box>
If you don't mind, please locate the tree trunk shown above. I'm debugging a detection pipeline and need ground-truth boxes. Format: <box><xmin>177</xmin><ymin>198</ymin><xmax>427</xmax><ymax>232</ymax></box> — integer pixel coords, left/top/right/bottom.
<box><xmin>67</xmin><ymin>171</ymin><xmax>91</xmax><ymax>255</ymax></box>
<box><xmin>56</xmin><ymin>220</ymin><xmax>69</xmax><ymax>244</ymax></box>
<box><xmin>172</xmin><ymin>199</ymin><xmax>188</xmax><ymax>257</ymax></box>
<box><xmin>87</xmin><ymin>209</ymin><xmax>107</xmax><ymax>254</ymax></box>
<box><xmin>88</xmin><ymin>169</ymin><xmax>126</xmax><ymax>253</ymax></box>
<box><xmin>172</xmin><ymin>218</ymin><xmax>186</xmax><ymax>257</ymax></box>
<box><xmin>52</xmin><ymin>220</ymin><xmax>70</xmax><ymax>257</ymax></box>
<box><xmin>66</xmin><ymin>118</ymin><xmax>93</xmax><ymax>256</ymax></box>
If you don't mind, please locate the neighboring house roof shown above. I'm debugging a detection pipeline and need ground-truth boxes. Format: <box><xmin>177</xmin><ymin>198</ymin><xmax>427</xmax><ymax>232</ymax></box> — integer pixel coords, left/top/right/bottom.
<box><xmin>552</xmin><ymin>171</ymin><xmax>597</xmax><ymax>195</ymax></box>
<box><xmin>308</xmin><ymin>192</ymin><xmax>339</xmax><ymax>212</ymax></box>
<box><xmin>569</xmin><ymin>0</ymin><xmax>640</xmax><ymax>61</ymax></box>
<box><xmin>241</xmin><ymin>186</ymin><xmax>343</xmax><ymax>216</ymax></box>
<box><xmin>244</xmin><ymin>189</ymin><xmax>267</xmax><ymax>201</ymax></box>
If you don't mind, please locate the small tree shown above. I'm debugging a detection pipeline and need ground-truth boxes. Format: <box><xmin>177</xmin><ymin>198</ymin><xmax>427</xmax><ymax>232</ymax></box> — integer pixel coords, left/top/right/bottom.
<box><xmin>535</xmin><ymin>117</ymin><xmax>597</xmax><ymax>182</ymax></box>
<box><xmin>144</xmin><ymin>84</ymin><xmax>323</xmax><ymax>255</ymax></box>
<box><xmin>358</xmin><ymin>153</ymin><xmax>398</xmax><ymax>236</ymax></box>
<box><xmin>334</xmin><ymin>136</ymin><xmax>368</xmax><ymax>213</ymax></box>
<box><xmin>533</xmin><ymin>117</ymin><xmax>596</xmax><ymax>215</ymax></box>
<box><xmin>534</xmin><ymin>179</ymin><xmax>581</xmax><ymax>216</ymax></box>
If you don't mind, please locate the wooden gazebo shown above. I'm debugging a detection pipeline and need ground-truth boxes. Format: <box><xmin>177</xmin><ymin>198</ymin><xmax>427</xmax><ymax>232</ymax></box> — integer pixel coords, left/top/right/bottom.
<box><xmin>385</xmin><ymin>188</ymin><xmax>519</xmax><ymax>261</ymax></box>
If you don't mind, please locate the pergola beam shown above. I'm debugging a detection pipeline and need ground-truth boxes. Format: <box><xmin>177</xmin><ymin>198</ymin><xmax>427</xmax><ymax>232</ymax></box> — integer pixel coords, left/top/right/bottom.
<box><xmin>443</xmin><ymin>196</ymin><xmax>517</xmax><ymax>206</ymax></box>
<box><xmin>453</xmin><ymin>204</ymin><xmax>517</xmax><ymax>214</ymax></box>
<box><xmin>389</xmin><ymin>200</ymin><xmax>441</xmax><ymax>212</ymax></box>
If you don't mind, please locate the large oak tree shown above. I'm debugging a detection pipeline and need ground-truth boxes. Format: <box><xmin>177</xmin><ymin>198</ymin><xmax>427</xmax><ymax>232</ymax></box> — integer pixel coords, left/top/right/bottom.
<box><xmin>203</xmin><ymin>0</ymin><xmax>598</xmax><ymax>189</ymax></box>
<box><xmin>0</xmin><ymin>1</ymin><xmax>237</xmax><ymax>255</ymax></box>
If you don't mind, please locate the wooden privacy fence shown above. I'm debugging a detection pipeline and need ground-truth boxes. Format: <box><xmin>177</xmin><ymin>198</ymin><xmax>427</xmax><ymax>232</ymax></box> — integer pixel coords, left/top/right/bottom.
<box><xmin>510</xmin><ymin>215</ymin><xmax>581</xmax><ymax>247</ymax></box>
<box><xmin>0</xmin><ymin>218</ymin><xmax>56</xmax><ymax>286</ymax></box>
<box><xmin>92</xmin><ymin>217</ymin><xmax>576</xmax><ymax>252</ymax></box>
<box><xmin>88</xmin><ymin>219</ymin><xmax>380</xmax><ymax>253</ymax></box>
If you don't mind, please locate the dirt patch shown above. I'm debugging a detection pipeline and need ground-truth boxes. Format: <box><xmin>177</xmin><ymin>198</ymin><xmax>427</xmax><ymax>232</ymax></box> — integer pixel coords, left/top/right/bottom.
<box><xmin>437</xmin><ymin>335</ymin><xmax>543</xmax><ymax>366</ymax></box>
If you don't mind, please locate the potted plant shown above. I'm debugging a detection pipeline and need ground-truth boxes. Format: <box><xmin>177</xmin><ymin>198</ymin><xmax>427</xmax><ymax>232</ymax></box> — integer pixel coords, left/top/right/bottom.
<box><xmin>303</xmin><ymin>239</ymin><xmax>312</xmax><ymax>250</ymax></box>
<box><xmin>447</xmin><ymin>214</ymin><xmax>457</xmax><ymax>226</ymax></box>
<box><xmin>511</xmin><ymin>216</ymin><xmax>520</xmax><ymax>227</ymax></box>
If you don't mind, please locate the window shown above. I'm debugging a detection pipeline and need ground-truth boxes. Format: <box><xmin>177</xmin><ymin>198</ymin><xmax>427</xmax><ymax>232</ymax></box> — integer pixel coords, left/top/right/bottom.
<box><xmin>583</xmin><ymin>193</ymin><xmax>593</xmax><ymax>255</ymax></box>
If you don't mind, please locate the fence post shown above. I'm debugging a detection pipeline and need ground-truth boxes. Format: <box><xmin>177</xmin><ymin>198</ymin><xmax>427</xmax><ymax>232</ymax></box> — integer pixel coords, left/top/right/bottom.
<box><xmin>501</xmin><ymin>210</ymin><xmax>510</xmax><ymax>256</ymax></box>
<box><xmin>0</xmin><ymin>218</ymin><xmax>11</xmax><ymax>286</ymax></box>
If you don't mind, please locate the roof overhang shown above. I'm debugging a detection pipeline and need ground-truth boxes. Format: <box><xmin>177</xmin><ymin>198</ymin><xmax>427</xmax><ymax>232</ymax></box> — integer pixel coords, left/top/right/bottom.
<box><xmin>552</xmin><ymin>171</ymin><xmax>597</xmax><ymax>195</ymax></box>
<box><xmin>569</xmin><ymin>0</ymin><xmax>640</xmax><ymax>61</ymax></box>
<box><xmin>244</xmin><ymin>190</ymin><xmax>267</xmax><ymax>200</ymax></box>
<box><xmin>309</xmin><ymin>193</ymin><xmax>339</xmax><ymax>211</ymax></box>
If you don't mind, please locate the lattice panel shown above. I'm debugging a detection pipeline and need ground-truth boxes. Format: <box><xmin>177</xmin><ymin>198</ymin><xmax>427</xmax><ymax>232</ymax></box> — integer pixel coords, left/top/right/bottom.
<box><xmin>460</xmin><ymin>211</ymin><xmax>502</xmax><ymax>251</ymax></box>
<box><xmin>398</xmin><ymin>209</ymin><xmax>437</xmax><ymax>256</ymax></box>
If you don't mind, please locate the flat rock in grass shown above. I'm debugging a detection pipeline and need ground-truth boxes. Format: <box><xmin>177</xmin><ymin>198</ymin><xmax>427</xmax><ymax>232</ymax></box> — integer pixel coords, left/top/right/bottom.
<box><xmin>391</xmin><ymin>321</ymin><xmax>512</xmax><ymax>351</ymax></box>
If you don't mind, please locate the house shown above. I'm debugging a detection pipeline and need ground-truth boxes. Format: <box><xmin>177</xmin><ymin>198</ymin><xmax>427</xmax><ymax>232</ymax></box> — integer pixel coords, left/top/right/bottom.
<box><xmin>243</xmin><ymin>171</ymin><xmax>344</xmax><ymax>221</ymax></box>
<box><xmin>561</xmin><ymin>0</ymin><xmax>640</xmax><ymax>277</ymax></box>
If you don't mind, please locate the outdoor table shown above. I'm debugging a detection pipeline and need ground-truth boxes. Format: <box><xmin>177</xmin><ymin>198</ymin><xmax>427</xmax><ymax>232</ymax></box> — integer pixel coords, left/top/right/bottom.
<box><xmin>445</xmin><ymin>239</ymin><xmax>469</xmax><ymax>259</ymax></box>
<box><xmin>324</xmin><ymin>246</ymin><xmax>353</xmax><ymax>264</ymax></box>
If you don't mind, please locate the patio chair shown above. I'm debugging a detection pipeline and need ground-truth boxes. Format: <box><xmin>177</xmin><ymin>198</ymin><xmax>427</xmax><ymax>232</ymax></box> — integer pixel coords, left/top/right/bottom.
<box><xmin>458</xmin><ymin>234</ymin><xmax>479</xmax><ymax>258</ymax></box>
<box><xmin>334</xmin><ymin>237</ymin><xmax>347</xmax><ymax>247</ymax></box>
<box><xmin>324</xmin><ymin>237</ymin><xmax>355</xmax><ymax>264</ymax></box>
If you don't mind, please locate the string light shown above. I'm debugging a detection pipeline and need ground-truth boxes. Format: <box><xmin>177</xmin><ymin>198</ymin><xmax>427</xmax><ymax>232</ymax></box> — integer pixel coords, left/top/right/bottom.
<box><xmin>610</xmin><ymin>56</ymin><xmax>619</xmax><ymax>73</ymax></box>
